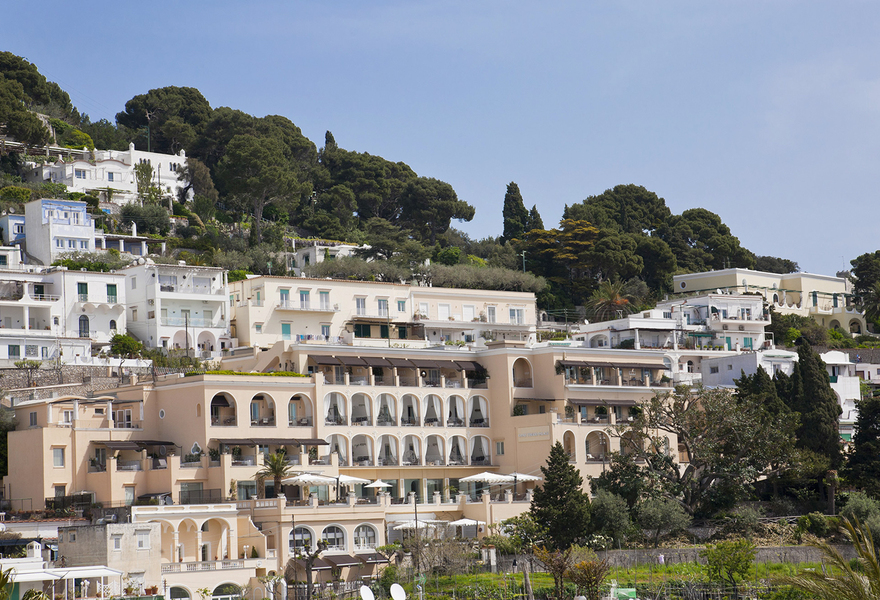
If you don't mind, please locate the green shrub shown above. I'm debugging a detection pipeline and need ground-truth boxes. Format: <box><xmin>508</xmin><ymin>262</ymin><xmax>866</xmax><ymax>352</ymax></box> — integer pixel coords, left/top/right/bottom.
<box><xmin>0</xmin><ymin>186</ymin><xmax>31</xmax><ymax>203</ymax></box>
<box><xmin>797</xmin><ymin>512</ymin><xmax>829</xmax><ymax>537</ymax></box>
<box><xmin>841</xmin><ymin>491</ymin><xmax>880</xmax><ymax>524</ymax></box>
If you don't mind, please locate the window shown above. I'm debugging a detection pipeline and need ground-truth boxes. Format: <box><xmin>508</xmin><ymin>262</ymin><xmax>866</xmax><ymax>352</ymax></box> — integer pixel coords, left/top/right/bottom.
<box><xmin>354</xmin><ymin>525</ymin><xmax>376</xmax><ymax>549</ymax></box>
<box><xmin>53</xmin><ymin>447</ymin><xmax>65</xmax><ymax>467</ymax></box>
<box><xmin>496</xmin><ymin>441</ymin><xmax>505</xmax><ymax>455</ymax></box>
<box><xmin>487</xmin><ymin>306</ymin><xmax>496</xmax><ymax>323</ymax></box>
<box><xmin>69</xmin><ymin>531</ymin><xmax>76</xmax><ymax>543</ymax></box>
<box><xmin>727</xmin><ymin>364</ymin><xmax>733</xmax><ymax>370</ymax></box>
<box><xmin>509</xmin><ymin>308</ymin><xmax>524</xmax><ymax>324</ymax></box>
<box><xmin>68</xmin><ymin>239</ymin><xmax>76</xmax><ymax>248</ymax></box>
<box><xmin>77</xmin><ymin>282</ymin><xmax>88</xmax><ymax>301</ymax></box>
<box><xmin>25</xmin><ymin>345</ymin><xmax>37</xmax><ymax>357</ymax></box>
<box><xmin>299</xmin><ymin>290</ymin><xmax>310</xmax><ymax>309</ymax></box>
<box><xmin>107</xmin><ymin>172</ymin><xmax>115</xmax><ymax>182</ymax></box>
<box><xmin>131</xmin><ymin>277</ymin><xmax>137</xmax><ymax>290</ymax></box>
<box><xmin>75</xmin><ymin>169</ymin><xmax>86</xmax><ymax>179</ymax></box>
<box><xmin>322</xmin><ymin>526</ymin><xmax>345</xmax><ymax>551</ymax></box>
<box><xmin>378</xmin><ymin>298</ymin><xmax>389</xmax><ymax>316</ymax></box>
<box><xmin>79</xmin><ymin>240</ymin><xmax>88</xmax><ymax>249</ymax></box>
<box><xmin>13</xmin><ymin>225</ymin><xmax>23</xmax><ymax>234</ymax></box>
<box><xmin>419</xmin><ymin>302</ymin><xmax>429</xmax><ymax>318</ymax></box>
<box><xmin>62</xmin><ymin>410</ymin><xmax>73</xmax><ymax>424</ymax></box>
<box><xmin>321</xmin><ymin>324</ymin><xmax>330</xmax><ymax>338</ymax></box>
<box><xmin>663</xmin><ymin>311</ymin><xmax>672</xmax><ymax>319</ymax></box>
<box><xmin>356</xmin><ymin>297</ymin><xmax>366</xmax><ymax>315</ymax></box>
<box><xmin>255</xmin><ymin>323</ymin><xmax>263</xmax><ymax>333</ymax></box>
<box><xmin>29</xmin><ymin>412</ymin><xmax>37</xmax><ymax>427</ymax></box>
<box><xmin>8</xmin><ymin>345</ymin><xmax>19</xmax><ymax>359</ymax></box>
<box><xmin>397</xmin><ymin>300</ymin><xmax>406</xmax><ymax>312</ymax></box>
<box><xmin>709</xmin><ymin>366</ymin><xmax>719</xmax><ymax>374</ymax></box>
<box><xmin>0</xmin><ymin>256</ymin><xmax>6</xmax><ymax>267</ymax></box>
<box><xmin>279</xmin><ymin>289</ymin><xmax>290</xmax><ymax>306</ymax></box>
<box><xmin>354</xmin><ymin>323</ymin><xmax>371</xmax><ymax>338</ymax></box>
<box><xmin>290</xmin><ymin>527</ymin><xmax>312</xmax><ymax>553</ymax></box>
<box><xmin>131</xmin><ymin>308</ymin><xmax>137</xmax><ymax>322</ymax></box>
<box><xmin>136</xmin><ymin>530</ymin><xmax>150</xmax><ymax>549</ymax></box>
<box><xmin>463</xmin><ymin>305</ymin><xmax>475</xmax><ymax>321</ymax></box>
<box><xmin>438</xmin><ymin>304</ymin><xmax>450</xmax><ymax>320</ymax></box>
<box><xmin>113</xmin><ymin>535</ymin><xmax>122</xmax><ymax>550</ymax></box>
<box><xmin>281</xmin><ymin>323</ymin><xmax>291</xmax><ymax>340</ymax></box>
<box><xmin>55</xmin><ymin>239</ymin><xmax>63</xmax><ymax>248</ymax></box>
<box><xmin>319</xmin><ymin>291</ymin><xmax>330</xmax><ymax>310</ymax></box>
<box><xmin>107</xmin><ymin>284</ymin><xmax>117</xmax><ymax>302</ymax></box>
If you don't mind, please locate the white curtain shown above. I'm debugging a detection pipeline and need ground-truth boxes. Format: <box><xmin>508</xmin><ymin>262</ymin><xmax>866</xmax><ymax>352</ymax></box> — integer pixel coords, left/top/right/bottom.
<box><xmin>323</xmin><ymin>394</ymin><xmax>332</xmax><ymax>420</ymax></box>
<box><xmin>468</xmin><ymin>436</ymin><xmax>487</xmax><ymax>461</ymax></box>
<box><xmin>404</xmin><ymin>436</ymin><xmax>420</xmax><ymax>462</ymax></box>
<box><xmin>478</xmin><ymin>396</ymin><xmax>488</xmax><ymax>422</ymax></box>
<box><xmin>426</xmin><ymin>436</ymin><xmax>443</xmax><ymax>460</ymax></box>
<box><xmin>423</xmin><ymin>395</ymin><xmax>442</xmax><ymax>421</ymax></box>
<box><xmin>330</xmin><ymin>435</ymin><xmax>348</xmax><ymax>463</ymax></box>
<box><xmin>450</xmin><ymin>436</ymin><xmax>466</xmax><ymax>462</ymax></box>
<box><xmin>381</xmin><ymin>436</ymin><xmax>398</xmax><ymax>462</ymax></box>
<box><xmin>403</xmin><ymin>396</ymin><xmax>419</xmax><ymax>422</ymax></box>
<box><xmin>455</xmin><ymin>396</ymin><xmax>464</xmax><ymax>419</ymax></box>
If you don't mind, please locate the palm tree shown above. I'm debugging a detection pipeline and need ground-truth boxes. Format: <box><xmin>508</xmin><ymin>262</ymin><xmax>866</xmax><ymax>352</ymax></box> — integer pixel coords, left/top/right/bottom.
<box><xmin>0</xmin><ymin>567</ymin><xmax>13</xmax><ymax>600</ymax></box>
<box><xmin>257</xmin><ymin>451</ymin><xmax>294</xmax><ymax>498</ymax></box>
<box><xmin>588</xmin><ymin>280</ymin><xmax>635</xmax><ymax>322</ymax></box>
<box><xmin>779</xmin><ymin>517</ymin><xmax>880</xmax><ymax>600</ymax></box>
<box><xmin>861</xmin><ymin>281</ymin><xmax>880</xmax><ymax>328</ymax></box>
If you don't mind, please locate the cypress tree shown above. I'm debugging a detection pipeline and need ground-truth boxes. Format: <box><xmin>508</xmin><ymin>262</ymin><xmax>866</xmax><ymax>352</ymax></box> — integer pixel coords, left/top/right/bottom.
<box><xmin>842</xmin><ymin>391</ymin><xmax>880</xmax><ymax>495</ymax></box>
<box><xmin>501</xmin><ymin>182</ymin><xmax>529</xmax><ymax>244</ymax></box>
<box><xmin>735</xmin><ymin>366</ymin><xmax>788</xmax><ymax>416</ymax></box>
<box><xmin>530</xmin><ymin>441</ymin><xmax>591</xmax><ymax>549</ymax></box>
<box><xmin>527</xmin><ymin>204</ymin><xmax>544</xmax><ymax>232</ymax></box>
<box><xmin>785</xmin><ymin>344</ymin><xmax>842</xmax><ymax>468</ymax></box>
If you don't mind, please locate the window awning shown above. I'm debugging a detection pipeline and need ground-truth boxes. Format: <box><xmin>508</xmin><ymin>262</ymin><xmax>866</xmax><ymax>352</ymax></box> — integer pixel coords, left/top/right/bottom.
<box><xmin>362</xmin><ymin>357</ymin><xmax>392</xmax><ymax>368</ymax></box>
<box><xmin>310</xmin><ymin>355</ymin><xmax>341</xmax><ymax>366</ymax></box>
<box><xmin>215</xmin><ymin>439</ymin><xmax>257</xmax><ymax>447</ymax></box>
<box><xmin>210</xmin><ymin>396</ymin><xmax>230</xmax><ymax>407</ymax></box>
<box><xmin>250</xmin><ymin>438</ymin><xmax>298</xmax><ymax>446</ymax></box>
<box><xmin>337</xmin><ymin>356</ymin><xmax>367</xmax><ymax>366</ymax></box>
<box><xmin>294</xmin><ymin>557</ymin><xmax>332</xmax><ymax>571</ymax></box>
<box><xmin>434</xmin><ymin>360</ymin><xmax>461</xmax><ymax>370</ymax></box>
<box><xmin>455</xmin><ymin>361</ymin><xmax>484</xmax><ymax>371</ymax></box>
<box><xmin>557</xmin><ymin>359</ymin><xmax>666</xmax><ymax>370</ymax></box>
<box><xmin>410</xmin><ymin>359</ymin><xmax>441</xmax><ymax>369</ymax></box>
<box><xmin>387</xmin><ymin>358</ymin><xmax>415</xmax><ymax>368</ymax></box>
<box><xmin>99</xmin><ymin>441</ymin><xmax>141</xmax><ymax>451</ymax></box>
<box><xmin>514</xmin><ymin>398</ymin><xmax>557</xmax><ymax>402</ymax></box>
<box><xmin>357</xmin><ymin>552</ymin><xmax>389</xmax><ymax>564</ymax></box>
<box><xmin>216</xmin><ymin>438</ymin><xmax>328</xmax><ymax>447</ymax></box>
<box><xmin>295</xmin><ymin>438</ymin><xmax>330</xmax><ymax>446</ymax></box>
<box><xmin>323</xmin><ymin>554</ymin><xmax>363</xmax><ymax>568</ymax></box>
<box><xmin>567</xmin><ymin>398</ymin><xmax>637</xmax><ymax>407</ymax></box>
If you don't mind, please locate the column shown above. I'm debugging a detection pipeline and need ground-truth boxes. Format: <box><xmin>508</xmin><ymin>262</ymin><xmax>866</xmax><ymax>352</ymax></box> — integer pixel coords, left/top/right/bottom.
<box><xmin>196</xmin><ymin>530</ymin><xmax>203</xmax><ymax>562</ymax></box>
<box><xmin>23</xmin><ymin>306</ymin><xmax>29</xmax><ymax>330</ymax></box>
<box><xmin>633</xmin><ymin>329</ymin><xmax>640</xmax><ymax>350</ymax></box>
<box><xmin>172</xmin><ymin>530</ymin><xmax>179</xmax><ymax>563</ymax></box>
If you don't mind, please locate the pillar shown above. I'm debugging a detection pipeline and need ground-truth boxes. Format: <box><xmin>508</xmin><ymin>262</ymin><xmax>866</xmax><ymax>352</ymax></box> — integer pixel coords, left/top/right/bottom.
<box><xmin>633</xmin><ymin>329</ymin><xmax>640</xmax><ymax>350</ymax></box>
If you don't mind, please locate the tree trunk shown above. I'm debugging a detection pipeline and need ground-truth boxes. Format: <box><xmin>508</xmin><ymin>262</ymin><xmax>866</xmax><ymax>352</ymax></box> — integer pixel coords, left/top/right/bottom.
<box><xmin>523</xmin><ymin>562</ymin><xmax>534</xmax><ymax>600</ymax></box>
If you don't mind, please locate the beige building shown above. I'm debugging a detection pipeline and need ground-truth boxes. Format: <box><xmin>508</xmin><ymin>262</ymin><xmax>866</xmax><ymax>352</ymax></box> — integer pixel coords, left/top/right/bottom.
<box><xmin>5</xmin><ymin>280</ymin><xmax>687</xmax><ymax>598</ymax></box>
<box><xmin>673</xmin><ymin>268</ymin><xmax>866</xmax><ymax>333</ymax></box>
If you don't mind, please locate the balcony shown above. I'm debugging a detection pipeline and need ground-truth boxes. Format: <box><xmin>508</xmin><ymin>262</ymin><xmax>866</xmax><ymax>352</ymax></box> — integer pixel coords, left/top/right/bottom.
<box><xmin>277</xmin><ymin>300</ymin><xmax>337</xmax><ymax>313</ymax></box>
<box><xmin>116</xmin><ymin>459</ymin><xmax>142</xmax><ymax>471</ymax></box>
<box><xmin>231</xmin><ymin>456</ymin><xmax>256</xmax><ymax>467</ymax></box>
<box><xmin>211</xmin><ymin>416</ymin><xmax>237</xmax><ymax>426</ymax></box>
<box><xmin>251</xmin><ymin>417</ymin><xmax>276</xmax><ymax>427</ymax></box>
<box><xmin>160</xmin><ymin>317</ymin><xmax>225</xmax><ymax>328</ymax></box>
<box><xmin>469</xmin><ymin>418</ymin><xmax>488</xmax><ymax>427</ymax></box>
<box><xmin>289</xmin><ymin>417</ymin><xmax>313</xmax><ymax>427</ymax></box>
<box><xmin>161</xmin><ymin>559</ymin><xmax>246</xmax><ymax>574</ymax></box>
<box><xmin>325</xmin><ymin>415</ymin><xmax>347</xmax><ymax>426</ymax></box>
<box><xmin>513</xmin><ymin>378</ymin><xmax>533</xmax><ymax>387</ymax></box>
<box><xmin>351</xmin><ymin>416</ymin><xmax>371</xmax><ymax>426</ymax></box>
<box><xmin>179</xmin><ymin>488</ymin><xmax>222</xmax><ymax>504</ymax></box>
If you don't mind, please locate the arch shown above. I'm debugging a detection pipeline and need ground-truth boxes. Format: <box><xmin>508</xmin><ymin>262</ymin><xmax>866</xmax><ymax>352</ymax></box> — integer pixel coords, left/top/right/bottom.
<box><xmin>196</xmin><ymin>403</ymin><xmax>201</xmax><ymax>418</ymax></box>
<box><xmin>199</xmin><ymin>517</ymin><xmax>230</xmax><ymax>561</ymax></box>
<box><xmin>289</xmin><ymin>525</ymin><xmax>314</xmax><ymax>553</ymax></box>
<box><xmin>401</xmin><ymin>435</ymin><xmax>422</xmax><ymax>465</ymax></box>
<box><xmin>212</xmin><ymin>584</ymin><xmax>241</xmax><ymax>598</ymax></box>
<box><xmin>448</xmin><ymin>435</ymin><xmax>467</xmax><ymax>465</ymax></box>
<box><xmin>620</xmin><ymin>431</ymin><xmax>644</xmax><ymax>457</ymax></box>
<box><xmin>210</xmin><ymin>393</ymin><xmax>236</xmax><ymax>426</ymax></box>
<box><xmin>850</xmin><ymin>319</ymin><xmax>862</xmax><ymax>334</ymax></box>
<box><xmin>512</xmin><ymin>358</ymin><xmax>533</xmax><ymax>387</ymax></box>
<box><xmin>424</xmin><ymin>435</ymin><xmax>445</xmax><ymax>465</ymax></box>
<box><xmin>196</xmin><ymin>331</ymin><xmax>216</xmax><ymax>353</ymax></box>
<box><xmin>423</xmin><ymin>394</ymin><xmax>443</xmax><ymax>426</ymax></box>
<box><xmin>109</xmin><ymin>319</ymin><xmax>117</xmax><ymax>333</ymax></box>
<box><xmin>169</xmin><ymin>587</ymin><xmax>190</xmax><ymax>600</ymax></box>
<box><xmin>250</xmin><ymin>393</ymin><xmax>276</xmax><ymax>426</ymax></box>
<box><xmin>172</xmin><ymin>329</ymin><xmax>192</xmax><ymax>350</ymax></box>
<box><xmin>830</xmin><ymin>320</ymin><xmax>841</xmax><ymax>330</ymax></box>
<box><xmin>468</xmin><ymin>395</ymin><xmax>489</xmax><ymax>427</ymax></box>
<box><xmin>78</xmin><ymin>314</ymin><xmax>90</xmax><ymax>338</ymax></box>
<box><xmin>589</xmin><ymin>334</ymin><xmax>610</xmax><ymax>348</ymax></box>
<box><xmin>377</xmin><ymin>435</ymin><xmax>399</xmax><ymax>466</ymax></box>
<box><xmin>351</xmin><ymin>434</ymin><xmax>375</xmax><ymax>466</ymax></box>
<box><xmin>351</xmin><ymin>392</ymin><xmax>373</xmax><ymax>426</ymax></box>
<box><xmin>288</xmin><ymin>394</ymin><xmax>313</xmax><ymax>426</ymax></box>
<box><xmin>585</xmin><ymin>431</ymin><xmax>609</xmax><ymax>461</ymax></box>
<box><xmin>469</xmin><ymin>435</ymin><xmax>490</xmax><ymax>466</ymax></box>
<box><xmin>326</xmin><ymin>434</ymin><xmax>349</xmax><ymax>466</ymax></box>
<box><xmin>323</xmin><ymin>392</ymin><xmax>347</xmax><ymax>426</ymax></box>
<box><xmin>401</xmin><ymin>394</ymin><xmax>420</xmax><ymax>426</ymax></box>
<box><xmin>772</xmin><ymin>293</ymin><xmax>779</xmax><ymax>304</ymax></box>
<box><xmin>562</xmin><ymin>431</ymin><xmax>576</xmax><ymax>462</ymax></box>
<box><xmin>447</xmin><ymin>395</ymin><xmax>465</xmax><ymax>426</ymax></box>
<box><xmin>321</xmin><ymin>524</ymin><xmax>346</xmax><ymax>551</ymax></box>
<box><xmin>354</xmin><ymin>523</ymin><xmax>378</xmax><ymax>550</ymax></box>
<box><xmin>376</xmin><ymin>393</ymin><xmax>397</xmax><ymax>426</ymax></box>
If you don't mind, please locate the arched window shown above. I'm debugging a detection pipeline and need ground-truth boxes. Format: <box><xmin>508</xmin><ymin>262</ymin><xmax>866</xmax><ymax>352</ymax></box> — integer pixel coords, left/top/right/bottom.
<box><xmin>354</xmin><ymin>525</ymin><xmax>376</xmax><ymax>550</ymax></box>
<box><xmin>109</xmin><ymin>319</ymin><xmax>117</xmax><ymax>332</ymax></box>
<box><xmin>78</xmin><ymin>315</ymin><xmax>89</xmax><ymax>338</ymax></box>
<box><xmin>289</xmin><ymin>526</ymin><xmax>312</xmax><ymax>553</ymax></box>
<box><xmin>322</xmin><ymin>525</ymin><xmax>345</xmax><ymax>551</ymax></box>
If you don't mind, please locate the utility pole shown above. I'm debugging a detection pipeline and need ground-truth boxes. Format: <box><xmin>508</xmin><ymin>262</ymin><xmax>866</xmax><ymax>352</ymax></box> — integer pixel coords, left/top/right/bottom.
<box><xmin>519</xmin><ymin>251</ymin><xmax>527</xmax><ymax>273</ymax></box>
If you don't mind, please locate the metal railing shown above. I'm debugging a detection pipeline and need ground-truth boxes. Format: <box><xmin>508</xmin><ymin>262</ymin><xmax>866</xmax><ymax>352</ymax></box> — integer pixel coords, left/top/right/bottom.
<box><xmin>179</xmin><ymin>488</ymin><xmax>222</xmax><ymax>504</ymax></box>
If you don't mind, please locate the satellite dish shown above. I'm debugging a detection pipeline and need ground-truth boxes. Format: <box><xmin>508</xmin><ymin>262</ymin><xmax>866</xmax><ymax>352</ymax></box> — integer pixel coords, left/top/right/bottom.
<box><xmin>390</xmin><ymin>584</ymin><xmax>405</xmax><ymax>600</ymax></box>
<box><xmin>159</xmin><ymin>445</ymin><xmax>167</xmax><ymax>456</ymax></box>
<box><xmin>360</xmin><ymin>586</ymin><xmax>375</xmax><ymax>600</ymax></box>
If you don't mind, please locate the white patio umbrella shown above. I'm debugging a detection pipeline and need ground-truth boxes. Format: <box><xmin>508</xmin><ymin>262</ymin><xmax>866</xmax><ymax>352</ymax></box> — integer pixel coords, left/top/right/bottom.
<box><xmin>337</xmin><ymin>474</ymin><xmax>370</xmax><ymax>485</ymax></box>
<box><xmin>506</xmin><ymin>471</ymin><xmax>542</xmax><ymax>495</ymax></box>
<box><xmin>281</xmin><ymin>473</ymin><xmax>336</xmax><ymax>500</ymax></box>
<box><xmin>458</xmin><ymin>472</ymin><xmax>515</xmax><ymax>484</ymax></box>
<box><xmin>448</xmin><ymin>518</ymin><xmax>485</xmax><ymax>526</ymax></box>
<box><xmin>392</xmin><ymin>520</ymin><xmax>435</xmax><ymax>530</ymax></box>
<box><xmin>365</xmin><ymin>479</ymin><xmax>392</xmax><ymax>488</ymax></box>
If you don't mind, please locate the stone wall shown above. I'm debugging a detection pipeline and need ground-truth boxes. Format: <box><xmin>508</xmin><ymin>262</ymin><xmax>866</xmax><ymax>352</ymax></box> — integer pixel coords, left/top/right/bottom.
<box><xmin>2</xmin><ymin>365</ymin><xmax>154</xmax><ymax>404</ymax></box>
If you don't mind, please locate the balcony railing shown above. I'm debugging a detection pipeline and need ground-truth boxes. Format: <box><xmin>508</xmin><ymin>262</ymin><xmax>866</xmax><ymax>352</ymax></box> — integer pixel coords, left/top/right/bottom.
<box><xmin>211</xmin><ymin>416</ymin><xmax>237</xmax><ymax>426</ymax></box>
<box><xmin>231</xmin><ymin>456</ymin><xmax>256</xmax><ymax>467</ymax></box>
<box><xmin>251</xmin><ymin>417</ymin><xmax>276</xmax><ymax>426</ymax></box>
<box><xmin>116</xmin><ymin>459</ymin><xmax>142</xmax><ymax>471</ymax></box>
<box><xmin>179</xmin><ymin>488</ymin><xmax>222</xmax><ymax>504</ymax></box>
<box><xmin>277</xmin><ymin>300</ymin><xmax>337</xmax><ymax>312</ymax></box>
<box><xmin>469</xmin><ymin>418</ymin><xmax>488</xmax><ymax>427</ymax></box>
<box><xmin>162</xmin><ymin>559</ymin><xmax>246</xmax><ymax>573</ymax></box>
<box><xmin>514</xmin><ymin>378</ymin><xmax>533</xmax><ymax>387</ymax></box>
<box><xmin>160</xmin><ymin>317</ymin><xmax>222</xmax><ymax>327</ymax></box>
<box><xmin>325</xmin><ymin>415</ymin><xmax>347</xmax><ymax>426</ymax></box>
<box><xmin>289</xmin><ymin>417</ymin><xmax>313</xmax><ymax>427</ymax></box>
<box><xmin>351</xmin><ymin>415</ymin><xmax>371</xmax><ymax>426</ymax></box>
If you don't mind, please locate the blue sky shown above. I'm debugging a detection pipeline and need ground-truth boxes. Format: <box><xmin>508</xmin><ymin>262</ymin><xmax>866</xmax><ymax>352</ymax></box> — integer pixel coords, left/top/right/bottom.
<box><xmin>6</xmin><ymin>1</ymin><xmax>880</xmax><ymax>275</ymax></box>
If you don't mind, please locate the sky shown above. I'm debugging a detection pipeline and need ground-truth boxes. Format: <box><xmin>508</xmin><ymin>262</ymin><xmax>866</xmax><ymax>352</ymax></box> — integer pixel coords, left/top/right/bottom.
<box><xmin>5</xmin><ymin>1</ymin><xmax>880</xmax><ymax>276</ymax></box>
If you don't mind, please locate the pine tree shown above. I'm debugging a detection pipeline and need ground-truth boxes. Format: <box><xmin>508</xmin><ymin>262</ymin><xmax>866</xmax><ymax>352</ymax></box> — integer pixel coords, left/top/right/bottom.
<box><xmin>842</xmin><ymin>391</ymin><xmax>880</xmax><ymax>496</ymax></box>
<box><xmin>530</xmin><ymin>441</ymin><xmax>591</xmax><ymax>550</ymax></box>
<box><xmin>501</xmin><ymin>182</ymin><xmax>529</xmax><ymax>244</ymax></box>
<box><xmin>734</xmin><ymin>366</ymin><xmax>788</xmax><ymax>416</ymax></box>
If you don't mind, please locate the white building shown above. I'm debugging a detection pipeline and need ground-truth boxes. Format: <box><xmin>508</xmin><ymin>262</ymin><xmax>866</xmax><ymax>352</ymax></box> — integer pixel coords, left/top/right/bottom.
<box><xmin>289</xmin><ymin>240</ymin><xmax>365</xmax><ymax>275</ymax></box>
<box><xmin>23</xmin><ymin>143</ymin><xmax>189</xmax><ymax>206</ymax></box>
<box><xmin>123</xmin><ymin>262</ymin><xmax>231</xmax><ymax>356</ymax></box>
<box><xmin>24</xmin><ymin>198</ymin><xmax>96</xmax><ymax>265</ymax></box>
